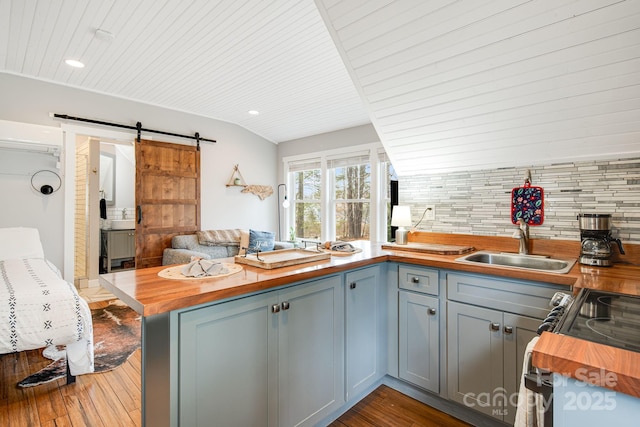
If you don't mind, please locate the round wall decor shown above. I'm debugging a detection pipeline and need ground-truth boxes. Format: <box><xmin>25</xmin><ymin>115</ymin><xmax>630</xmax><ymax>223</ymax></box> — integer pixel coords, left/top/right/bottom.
<box><xmin>31</xmin><ymin>170</ymin><xmax>62</xmax><ymax>195</ymax></box>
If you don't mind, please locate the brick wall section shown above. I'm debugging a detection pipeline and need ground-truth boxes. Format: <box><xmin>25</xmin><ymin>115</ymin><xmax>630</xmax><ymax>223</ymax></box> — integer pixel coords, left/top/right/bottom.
<box><xmin>398</xmin><ymin>158</ymin><xmax>640</xmax><ymax>243</ymax></box>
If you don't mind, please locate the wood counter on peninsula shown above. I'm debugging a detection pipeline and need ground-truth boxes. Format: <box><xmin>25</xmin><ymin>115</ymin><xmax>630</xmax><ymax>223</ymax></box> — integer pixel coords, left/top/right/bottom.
<box><xmin>98</xmin><ymin>235</ymin><xmax>640</xmax><ymax>426</ymax></box>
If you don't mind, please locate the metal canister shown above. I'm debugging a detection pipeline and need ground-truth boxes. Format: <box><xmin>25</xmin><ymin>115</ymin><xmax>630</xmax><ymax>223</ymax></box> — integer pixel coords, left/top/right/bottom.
<box><xmin>577</xmin><ymin>213</ymin><xmax>612</xmax><ymax>231</ymax></box>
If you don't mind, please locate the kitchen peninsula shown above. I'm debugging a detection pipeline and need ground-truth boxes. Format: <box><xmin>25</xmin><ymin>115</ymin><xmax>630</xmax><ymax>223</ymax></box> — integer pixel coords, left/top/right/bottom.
<box><xmin>99</xmin><ymin>234</ymin><xmax>640</xmax><ymax>427</ymax></box>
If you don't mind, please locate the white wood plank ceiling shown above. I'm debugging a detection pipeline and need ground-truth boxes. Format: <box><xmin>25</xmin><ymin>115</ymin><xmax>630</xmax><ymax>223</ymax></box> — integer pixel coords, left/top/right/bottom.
<box><xmin>0</xmin><ymin>0</ymin><xmax>370</xmax><ymax>143</ymax></box>
<box><xmin>2</xmin><ymin>0</ymin><xmax>639</xmax><ymax>175</ymax></box>
<box><xmin>316</xmin><ymin>0</ymin><xmax>640</xmax><ymax>176</ymax></box>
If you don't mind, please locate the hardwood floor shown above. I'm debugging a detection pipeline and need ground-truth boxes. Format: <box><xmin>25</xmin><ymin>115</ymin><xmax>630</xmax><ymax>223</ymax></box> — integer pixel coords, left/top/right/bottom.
<box><xmin>2</xmin><ymin>302</ymin><xmax>469</xmax><ymax>427</ymax></box>
<box><xmin>329</xmin><ymin>385</ymin><xmax>473</xmax><ymax>427</ymax></box>
<box><xmin>0</xmin><ymin>300</ymin><xmax>141</xmax><ymax>427</ymax></box>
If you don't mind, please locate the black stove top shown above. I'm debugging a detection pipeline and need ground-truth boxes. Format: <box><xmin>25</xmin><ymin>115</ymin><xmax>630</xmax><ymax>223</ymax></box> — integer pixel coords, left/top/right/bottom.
<box><xmin>557</xmin><ymin>289</ymin><xmax>640</xmax><ymax>353</ymax></box>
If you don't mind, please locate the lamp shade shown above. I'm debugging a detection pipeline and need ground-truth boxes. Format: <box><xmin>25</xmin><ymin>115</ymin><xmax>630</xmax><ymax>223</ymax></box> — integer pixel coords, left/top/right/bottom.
<box><xmin>391</xmin><ymin>205</ymin><xmax>412</xmax><ymax>227</ymax></box>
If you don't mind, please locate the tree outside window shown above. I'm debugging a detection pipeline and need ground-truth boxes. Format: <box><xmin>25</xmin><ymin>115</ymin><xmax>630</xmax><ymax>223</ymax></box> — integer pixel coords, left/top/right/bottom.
<box><xmin>333</xmin><ymin>163</ymin><xmax>370</xmax><ymax>241</ymax></box>
<box><xmin>292</xmin><ymin>168</ymin><xmax>321</xmax><ymax>239</ymax></box>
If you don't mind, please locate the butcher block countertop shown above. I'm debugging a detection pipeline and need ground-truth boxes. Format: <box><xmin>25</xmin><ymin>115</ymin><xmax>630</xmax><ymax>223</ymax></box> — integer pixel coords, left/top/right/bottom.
<box><xmin>99</xmin><ymin>231</ymin><xmax>640</xmax><ymax>398</ymax></box>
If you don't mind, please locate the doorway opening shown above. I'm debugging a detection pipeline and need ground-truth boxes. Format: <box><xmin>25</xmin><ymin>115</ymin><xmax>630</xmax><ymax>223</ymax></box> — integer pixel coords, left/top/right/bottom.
<box><xmin>72</xmin><ymin>131</ymin><xmax>134</xmax><ymax>289</ymax></box>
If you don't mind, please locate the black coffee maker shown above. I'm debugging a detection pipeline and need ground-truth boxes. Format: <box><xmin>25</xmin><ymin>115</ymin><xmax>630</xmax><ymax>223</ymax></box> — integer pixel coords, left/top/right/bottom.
<box><xmin>577</xmin><ymin>213</ymin><xmax>625</xmax><ymax>266</ymax></box>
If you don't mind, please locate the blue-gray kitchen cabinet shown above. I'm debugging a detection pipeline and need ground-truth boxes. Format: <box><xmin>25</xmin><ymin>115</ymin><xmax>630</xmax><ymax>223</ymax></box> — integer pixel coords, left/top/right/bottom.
<box><xmin>178</xmin><ymin>274</ymin><xmax>344</xmax><ymax>427</ymax></box>
<box><xmin>446</xmin><ymin>271</ymin><xmax>569</xmax><ymax>424</ymax></box>
<box><xmin>344</xmin><ymin>265</ymin><xmax>387</xmax><ymax>401</ymax></box>
<box><xmin>397</xmin><ymin>264</ymin><xmax>440</xmax><ymax>394</ymax></box>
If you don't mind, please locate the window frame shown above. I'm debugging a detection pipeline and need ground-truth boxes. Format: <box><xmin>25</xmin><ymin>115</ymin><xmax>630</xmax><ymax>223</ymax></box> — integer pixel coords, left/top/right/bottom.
<box><xmin>282</xmin><ymin>143</ymin><xmax>390</xmax><ymax>243</ymax></box>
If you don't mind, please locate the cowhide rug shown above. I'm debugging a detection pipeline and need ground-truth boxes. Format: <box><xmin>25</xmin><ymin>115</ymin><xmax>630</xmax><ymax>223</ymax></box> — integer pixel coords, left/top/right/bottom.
<box><xmin>18</xmin><ymin>300</ymin><xmax>141</xmax><ymax>388</ymax></box>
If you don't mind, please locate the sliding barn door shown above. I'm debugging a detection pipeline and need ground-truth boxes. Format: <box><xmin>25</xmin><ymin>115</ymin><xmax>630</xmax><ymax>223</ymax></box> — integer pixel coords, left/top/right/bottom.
<box><xmin>135</xmin><ymin>139</ymin><xmax>200</xmax><ymax>268</ymax></box>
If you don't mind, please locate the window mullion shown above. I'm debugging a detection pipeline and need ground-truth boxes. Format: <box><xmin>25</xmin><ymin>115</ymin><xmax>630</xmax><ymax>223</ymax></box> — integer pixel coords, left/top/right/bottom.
<box><xmin>324</xmin><ymin>161</ymin><xmax>334</xmax><ymax>241</ymax></box>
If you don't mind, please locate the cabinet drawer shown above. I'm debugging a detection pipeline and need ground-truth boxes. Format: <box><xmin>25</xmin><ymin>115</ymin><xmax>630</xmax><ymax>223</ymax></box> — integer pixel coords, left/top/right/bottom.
<box><xmin>398</xmin><ymin>265</ymin><xmax>439</xmax><ymax>296</ymax></box>
<box><xmin>447</xmin><ymin>272</ymin><xmax>569</xmax><ymax>319</ymax></box>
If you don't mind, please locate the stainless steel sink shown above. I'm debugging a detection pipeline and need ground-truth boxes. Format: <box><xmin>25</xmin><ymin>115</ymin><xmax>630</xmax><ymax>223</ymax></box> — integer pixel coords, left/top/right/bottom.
<box><xmin>455</xmin><ymin>251</ymin><xmax>576</xmax><ymax>274</ymax></box>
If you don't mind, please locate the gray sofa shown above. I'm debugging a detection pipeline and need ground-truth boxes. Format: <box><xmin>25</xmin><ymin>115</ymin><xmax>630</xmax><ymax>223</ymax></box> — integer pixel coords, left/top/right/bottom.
<box><xmin>162</xmin><ymin>230</ymin><xmax>293</xmax><ymax>265</ymax></box>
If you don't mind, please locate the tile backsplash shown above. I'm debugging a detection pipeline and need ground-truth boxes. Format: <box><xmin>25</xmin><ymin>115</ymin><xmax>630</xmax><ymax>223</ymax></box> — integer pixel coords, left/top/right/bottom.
<box><xmin>100</xmin><ymin>207</ymin><xmax>135</xmax><ymax>229</ymax></box>
<box><xmin>105</xmin><ymin>207</ymin><xmax>134</xmax><ymax>220</ymax></box>
<box><xmin>399</xmin><ymin>158</ymin><xmax>640</xmax><ymax>243</ymax></box>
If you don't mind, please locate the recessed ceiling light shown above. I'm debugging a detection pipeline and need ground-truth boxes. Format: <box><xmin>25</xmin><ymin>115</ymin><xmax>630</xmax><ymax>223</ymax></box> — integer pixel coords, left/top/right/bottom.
<box><xmin>65</xmin><ymin>59</ymin><xmax>85</xmax><ymax>68</ymax></box>
<box><xmin>248</xmin><ymin>110</ymin><xmax>260</xmax><ymax>115</ymax></box>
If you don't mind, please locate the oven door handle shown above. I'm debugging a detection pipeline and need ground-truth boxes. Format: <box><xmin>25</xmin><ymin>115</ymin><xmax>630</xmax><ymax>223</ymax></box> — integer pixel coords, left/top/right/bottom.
<box><xmin>524</xmin><ymin>372</ymin><xmax>552</xmax><ymax>394</ymax></box>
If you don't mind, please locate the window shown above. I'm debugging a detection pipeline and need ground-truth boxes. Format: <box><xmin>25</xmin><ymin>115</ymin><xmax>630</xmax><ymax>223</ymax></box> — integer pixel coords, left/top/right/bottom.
<box><xmin>328</xmin><ymin>153</ymin><xmax>371</xmax><ymax>241</ymax></box>
<box><xmin>290</xmin><ymin>159</ymin><xmax>321</xmax><ymax>240</ymax></box>
<box><xmin>284</xmin><ymin>144</ymin><xmax>392</xmax><ymax>242</ymax></box>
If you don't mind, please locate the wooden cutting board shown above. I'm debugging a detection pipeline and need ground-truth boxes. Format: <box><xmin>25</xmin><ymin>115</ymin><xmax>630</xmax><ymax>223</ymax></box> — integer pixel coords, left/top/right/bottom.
<box><xmin>381</xmin><ymin>242</ymin><xmax>475</xmax><ymax>255</ymax></box>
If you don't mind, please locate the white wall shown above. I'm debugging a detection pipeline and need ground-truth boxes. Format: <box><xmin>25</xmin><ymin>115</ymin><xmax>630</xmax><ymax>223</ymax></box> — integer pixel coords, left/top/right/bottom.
<box><xmin>277</xmin><ymin>124</ymin><xmax>380</xmax><ymax>179</ymax></box>
<box><xmin>0</xmin><ymin>148</ymin><xmax>65</xmax><ymax>268</ymax></box>
<box><xmin>0</xmin><ymin>119</ymin><xmax>64</xmax><ymax>267</ymax></box>
<box><xmin>0</xmin><ymin>73</ymin><xmax>279</xmax><ymax>278</ymax></box>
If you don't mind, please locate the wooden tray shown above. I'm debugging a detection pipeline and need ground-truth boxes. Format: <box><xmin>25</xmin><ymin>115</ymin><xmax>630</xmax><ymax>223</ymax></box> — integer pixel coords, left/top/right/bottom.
<box><xmin>381</xmin><ymin>242</ymin><xmax>474</xmax><ymax>255</ymax></box>
<box><xmin>320</xmin><ymin>247</ymin><xmax>363</xmax><ymax>257</ymax></box>
<box><xmin>235</xmin><ymin>248</ymin><xmax>331</xmax><ymax>269</ymax></box>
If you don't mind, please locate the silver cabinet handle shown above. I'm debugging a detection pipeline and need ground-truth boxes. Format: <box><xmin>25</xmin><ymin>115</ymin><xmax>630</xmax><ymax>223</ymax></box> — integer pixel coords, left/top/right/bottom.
<box><xmin>411</xmin><ymin>276</ymin><xmax>420</xmax><ymax>284</ymax></box>
<box><xmin>271</xmin><ymin>304</ymin><xmax>280</xmax><ymax>313</ymax></box>
<box><xmin>350</xmin><ymin>282</ymin><xmax>356</xmax><ymax>289</ymax></box>
<box><xmin>490</xmin><ymin>322</ymin><xmax>500</xmax><ymax>331</ymax></box>
<box><xmin>281</xmin><ymin>301</ymin><xmax>290</xmax><ymax>311</ymax></box>
<box><xmin>428</xmin><ymin>308</ymin><xmax>436</xmax><ymax>315</ymax></box>
<box><xmin>504</xmin><ymin>326</ymin><xmax>514</xmax><ymax>334</ymax></box>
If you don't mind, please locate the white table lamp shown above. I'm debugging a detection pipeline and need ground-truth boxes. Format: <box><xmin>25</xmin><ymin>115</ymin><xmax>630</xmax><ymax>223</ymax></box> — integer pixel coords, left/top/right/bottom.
<box><xmin>391</xmin><ymin>205</ymin><xmax>412</xmax><ymax>245</ymax></box>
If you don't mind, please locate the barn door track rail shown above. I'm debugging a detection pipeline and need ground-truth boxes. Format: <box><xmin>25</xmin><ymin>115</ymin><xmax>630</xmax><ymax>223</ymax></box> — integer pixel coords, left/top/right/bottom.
<box><xmin>52</xmin><ymin>113</ymin><xmax>216</xmax><ymax>150</ymax></box>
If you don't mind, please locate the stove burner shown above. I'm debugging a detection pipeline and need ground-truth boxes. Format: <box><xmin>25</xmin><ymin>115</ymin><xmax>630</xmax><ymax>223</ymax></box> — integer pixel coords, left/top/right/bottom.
<box><xmin>556</xmin><ymin>289</ymin><xmax>640</xmax><ymax>353</ymax></box>
<box><xmin>584</xmin><ymin>317</ymin><xmax>640</xmax><ymax>352</ymax></box>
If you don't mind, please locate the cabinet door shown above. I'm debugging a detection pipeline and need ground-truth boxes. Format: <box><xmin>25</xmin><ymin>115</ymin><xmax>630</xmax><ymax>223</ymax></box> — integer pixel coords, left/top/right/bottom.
<box><xmin>399</xmin><ymin>290</ymin><xmax>439</xmax><ymax>393</ymax></box>
<box><xmin>279</xmin><ymin>275</ymin><xmax>344</xmax><ymax>427</ymax></box>
<box><xmin>502</xmin><ymin>312</ymin><xmax>541</xmax><ymax>425</ymax></box>
<box><xmin>447</xmin><ymin>301</ymin><xmax>504</xmax><ymax>418</ymax></box>
<box><xmin>110</xmin><ymin>230</ymin><xmax>135</xmax><ymax>259</ymax></box>
<box><xmin>345</xmin><ymin>266</ymin><xmax>384</xmax><ymax>400</ymax></box>
<box><xmin>179</xmin><ymin>291</ymin><xmax>279</xmax><ymax>427</ymax></box>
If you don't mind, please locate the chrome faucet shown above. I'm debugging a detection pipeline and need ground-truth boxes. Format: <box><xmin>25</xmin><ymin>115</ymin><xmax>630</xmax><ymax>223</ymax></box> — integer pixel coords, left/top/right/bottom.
<box><xmin>122</xmin><ymin>208</ymin><xmax>127</xmax><ymax>220</ymax></box>
<box><xmin>513</xmin><ymin>218</ymin><xmax>530</xmax><ymax>255</ymax></box>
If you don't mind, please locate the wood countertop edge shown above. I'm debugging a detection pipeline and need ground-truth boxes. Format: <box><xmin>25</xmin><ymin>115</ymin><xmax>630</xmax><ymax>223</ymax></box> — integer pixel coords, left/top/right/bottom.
<box><xmin>533</xmin><ymin>332</ymin><xmax>640</xmax><ymax>398</ymax></box>
<box><xmin>99</xmin><ymin>248</ymin><xmax>579</xmax><ymax>317</ymax></box>
<box><xmin>100</xmin><ymin>254</ymin><xmax>389</xmax><ymax>316</ymax></box>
